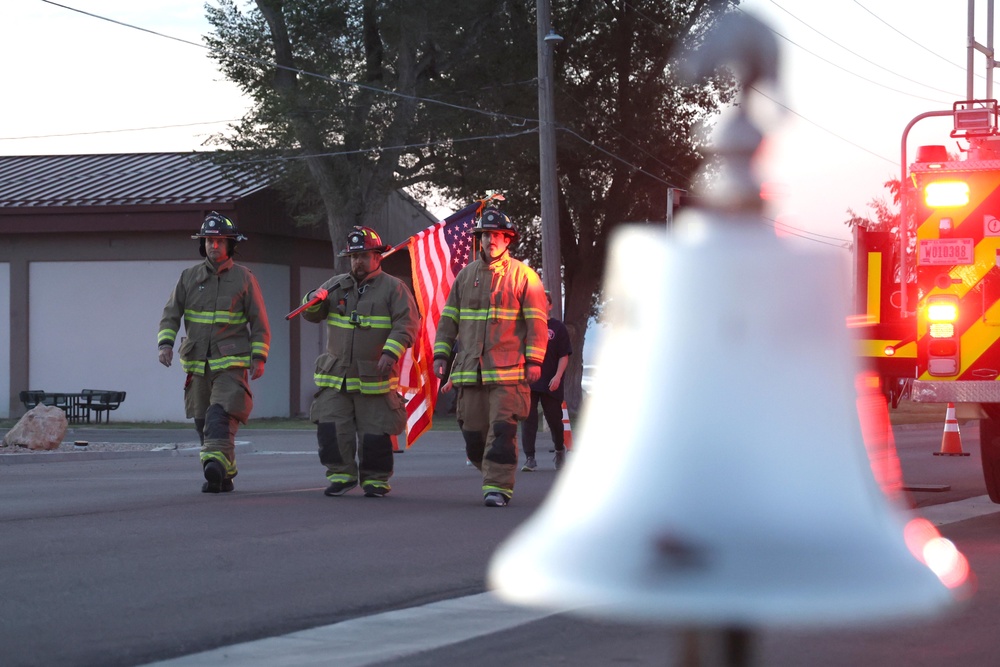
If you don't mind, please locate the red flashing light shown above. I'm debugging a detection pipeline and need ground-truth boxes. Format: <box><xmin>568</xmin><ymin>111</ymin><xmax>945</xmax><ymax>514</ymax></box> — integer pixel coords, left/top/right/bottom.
<box><xmin>903</xmin><ymin>517</ymin><xmax>970</xmax><ymax>590</ymax></box>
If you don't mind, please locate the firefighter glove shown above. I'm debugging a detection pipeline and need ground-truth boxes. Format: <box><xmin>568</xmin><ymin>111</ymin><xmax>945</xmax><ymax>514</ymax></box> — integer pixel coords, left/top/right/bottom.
<box><xmin>377</xmin><ymin>353</ymin><xmax>396</xmax><ymax>375</ymax></box>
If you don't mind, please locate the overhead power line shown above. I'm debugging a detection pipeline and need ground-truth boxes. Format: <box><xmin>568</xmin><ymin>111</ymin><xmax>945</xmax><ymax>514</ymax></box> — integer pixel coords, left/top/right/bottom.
<box><xmin>749</xmin><ymin>85</ymin><xmax>896</xmax><ymax>166</ymax></box>
<box><xmin>766</xmin><ymin>0</ymin><xmax>962</xmax><ymax>99</ymax></box>
<box><xmin>738</xmin><ymin>9</ymin><xmax>952</xmax><ymax>106</ymax></box>
<box><xmin>38</xmin><ymin>0</ymin><xmax>845</xmax><ymax>247</ymax></box>
<box><xmin>39</xmin><ymin>0</ymin><xmax>537</xmax><ymax>129</ymax></box>
<box><xmin>34</xmin><ymin>3</ymin><xmax>690</xmax><ymax>188</ymax></box>
<box><xmin>851</xmin><ymin>0</ymin><xmax>991</xmax><ymax>81</ymax></box>
<box><xmin>0</xmin><ymin>119</ymin><xmax>240</xmax><ymax>142</ymax></box>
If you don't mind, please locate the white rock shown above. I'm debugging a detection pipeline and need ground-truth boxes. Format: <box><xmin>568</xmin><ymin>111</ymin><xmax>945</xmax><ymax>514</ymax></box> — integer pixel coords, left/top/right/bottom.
<box><xmin>2</xmin><ymin>405</ymin><xmax>68</xmax><ymax>450</ymax></box>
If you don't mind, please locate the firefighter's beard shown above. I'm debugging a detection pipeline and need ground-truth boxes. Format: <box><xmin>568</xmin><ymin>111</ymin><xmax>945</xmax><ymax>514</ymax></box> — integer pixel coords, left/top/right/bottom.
<box><xmin>481</xmin><ymin>246</ymin><xmax>508</xmax><ymax>264</ymax></box>
<box><xmin>350</xmin><ymin>257</ymin><xmax>380</xmax><ymax>283</ymax></box>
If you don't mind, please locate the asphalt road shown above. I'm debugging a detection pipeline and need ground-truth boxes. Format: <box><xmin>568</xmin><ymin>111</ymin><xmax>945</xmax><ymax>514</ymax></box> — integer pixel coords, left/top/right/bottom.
<box><xmin>2</xmin><ymin>420</ymin><xmax>1000</xmax><ymax>666</ymax></box>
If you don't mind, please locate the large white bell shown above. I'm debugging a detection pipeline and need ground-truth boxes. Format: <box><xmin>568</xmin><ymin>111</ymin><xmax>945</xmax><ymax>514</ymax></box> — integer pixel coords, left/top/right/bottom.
<box><xmin>489</xmin><ymin>219</ymin><xmax>969</xmax><ymax>627</ymax></box>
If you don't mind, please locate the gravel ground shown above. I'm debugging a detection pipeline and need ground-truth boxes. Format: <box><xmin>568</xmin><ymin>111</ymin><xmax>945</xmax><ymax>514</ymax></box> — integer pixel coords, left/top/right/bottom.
<box><xmin>0</xmin><ymin>440</ymin><xmax>199</xmax><ymax>455</ymax></box>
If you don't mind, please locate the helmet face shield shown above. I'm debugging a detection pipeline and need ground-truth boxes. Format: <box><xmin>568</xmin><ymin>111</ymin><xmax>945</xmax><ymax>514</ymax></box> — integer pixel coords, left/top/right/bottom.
<box><xmin>339</xmin><ymin>226</ymin><xmax>391</xmax><ymax>257</ymax></box>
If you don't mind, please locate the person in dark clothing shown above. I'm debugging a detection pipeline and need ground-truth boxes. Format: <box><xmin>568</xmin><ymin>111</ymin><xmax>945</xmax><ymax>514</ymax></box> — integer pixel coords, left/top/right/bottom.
<box><xmin>520</xmin><ymin>291</ymin><xmax>572</xmax><ymax>471</ymax></box>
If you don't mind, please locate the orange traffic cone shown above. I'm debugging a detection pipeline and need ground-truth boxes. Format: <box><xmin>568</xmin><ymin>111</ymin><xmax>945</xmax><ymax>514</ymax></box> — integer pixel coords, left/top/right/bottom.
<box><xmin>561</xmin><ymin>401</ymin><xmax>573</xmax><ymax>451</ymax></box>
<box><xmin>934</xmin><ymin>403</ymin><xmax>969</xmax><ymax>456</ymax></box>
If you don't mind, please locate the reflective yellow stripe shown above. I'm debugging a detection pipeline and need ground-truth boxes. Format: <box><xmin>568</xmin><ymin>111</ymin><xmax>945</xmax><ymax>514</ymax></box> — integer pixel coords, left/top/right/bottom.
<box><xmin>200</xmin><ymin>451</ymin><xmax>237</xmax><ymax>476</ymax></box>
<box><xmin>955</xmin><ymin>299</ymin><xmax>1000</xmax><ymax>374</ymax></box>
<box><xmin>208</xmin><ymin>355</ymin><xmax>251</xmax><ymax>371</ymax></box>
<box><xmin>384</xmin><ymin>338</ymin><xmax>405</xmax><ymax>358</ymax></box>
<box><xmin>866</xmin><ymin>252</ymin><xmax>881</xmax><ymax>324</ymax></box>
<box><xmin>184</xmin><ymin>309</ymin><xmax>248</xmax><ymax>325</ymax></box>
<box><xmin>857</xmin><ymin>339</ymin><xmax>916</xmax><ymax>358</ymax></box>
<box><xmin>451</xmin><ymin>368</ymin><xmax>525</xmax><ymax>383</ymax></box>
<box><xmin>181</xmin><ymin>359</ymin><xmax>205</xmax><ymax>374</ymax></box>
<box><xmin>314</xmin><ymin>374</ymin><xmax>398</xmax><ymax>393</ymax></box>
<box><xmin>325</xmin><ymin>313</ymin><xmax>392</xmax><ymax>329</ymax></box>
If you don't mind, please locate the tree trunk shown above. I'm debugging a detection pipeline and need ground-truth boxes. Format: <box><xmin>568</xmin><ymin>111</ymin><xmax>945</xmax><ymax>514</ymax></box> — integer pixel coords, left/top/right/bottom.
<box><xmin>257</xmin><ymin>0</ymin><xmax>355</xmax><ymax>271</ymax></box>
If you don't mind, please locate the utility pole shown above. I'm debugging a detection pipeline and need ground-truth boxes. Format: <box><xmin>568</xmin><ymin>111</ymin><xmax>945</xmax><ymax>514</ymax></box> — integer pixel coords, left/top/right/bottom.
<box><xmin>666</xmin><ymin>188</ymin><xmax>685</xmax><ymax>227</ymax></box>
<box><xmin>538</xmin><ymin>0</ymin><xmax>563</xmax><ymax>319</ymax></box>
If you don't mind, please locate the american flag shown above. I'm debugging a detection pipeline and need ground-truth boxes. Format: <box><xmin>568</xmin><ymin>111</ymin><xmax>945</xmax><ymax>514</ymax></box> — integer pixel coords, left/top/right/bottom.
<box><xmin>396</xmin><ymin>203</ymin><xmax>480</xmax><ymax>446</ymax></box>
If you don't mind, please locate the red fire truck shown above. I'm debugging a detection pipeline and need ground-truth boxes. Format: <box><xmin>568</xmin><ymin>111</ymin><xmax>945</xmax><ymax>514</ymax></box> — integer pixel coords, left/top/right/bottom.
<box><xmin>855</xmin><ymin>100</ymin><xmax>1000</xmax><ymax>502</ymax></box>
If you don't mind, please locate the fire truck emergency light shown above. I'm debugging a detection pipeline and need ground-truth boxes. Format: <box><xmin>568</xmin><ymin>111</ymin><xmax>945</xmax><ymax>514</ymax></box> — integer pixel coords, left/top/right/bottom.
<box><xmin>924</xmin><ymin>181</ymin><xmax>969</xmax><ymax>208</ymax></box>
<box><xmin>925</xmin><ymin>294</ymin><xmax>960</xmax><ymax>376</ymax></box>
<box><xmin>927</xmin><ymin>297</ymin><xmax>959</xmax><ymax>326</ymax></box>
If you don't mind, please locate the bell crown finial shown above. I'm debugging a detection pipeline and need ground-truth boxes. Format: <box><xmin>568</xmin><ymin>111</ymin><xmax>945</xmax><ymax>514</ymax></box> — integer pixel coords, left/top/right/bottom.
<box><xmin>682</xmin><ymin>11</ymin><xmax>780</xmax><ymax>215</ymax></box>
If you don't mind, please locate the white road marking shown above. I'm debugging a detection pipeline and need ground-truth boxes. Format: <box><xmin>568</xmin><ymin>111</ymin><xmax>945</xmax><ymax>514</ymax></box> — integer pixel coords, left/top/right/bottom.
<box><xmin>143</xmin><ymin>495</ymin><xmax>1000</xmax><ymax>667</ymax></box>
<box><xmin>918</xmin><ymin>494</ymin><xmax>1000</xmax><ymax>526</ymax></box>
<box><xmin>142</xmin><ymin>592</ymin><xmax>556</xmax><ymax>667</ymax></box>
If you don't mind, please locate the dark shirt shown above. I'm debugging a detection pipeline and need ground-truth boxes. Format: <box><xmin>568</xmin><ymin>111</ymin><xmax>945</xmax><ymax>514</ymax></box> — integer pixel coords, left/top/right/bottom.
<box><xmin>530</xmin><ymin>317</ymin><xmax>573</xmax><ymax>398</ymax></box>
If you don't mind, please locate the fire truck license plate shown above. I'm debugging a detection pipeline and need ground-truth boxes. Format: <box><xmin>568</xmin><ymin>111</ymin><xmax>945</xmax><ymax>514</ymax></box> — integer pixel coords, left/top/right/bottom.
<box><xmin>918</xmin><ymin>238</ymin><xmax>975</xmax><ymax>265</ymax></box>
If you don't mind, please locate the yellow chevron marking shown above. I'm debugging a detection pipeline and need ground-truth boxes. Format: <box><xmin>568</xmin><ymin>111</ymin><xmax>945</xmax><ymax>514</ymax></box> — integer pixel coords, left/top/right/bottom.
<box><xmin>857</xmin><ymin>339</ymin><xmax>916</xmax><ymax>358</ymax></box>
<box><xmin>867</xmin><ymin>252</ymin><xmax>881</xmax><ymax>324</ymax></box>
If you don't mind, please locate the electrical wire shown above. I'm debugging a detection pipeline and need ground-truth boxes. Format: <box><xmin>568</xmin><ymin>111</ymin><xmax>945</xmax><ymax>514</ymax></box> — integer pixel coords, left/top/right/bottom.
<box><xmin>218</xmin><ymin>129</ymin><xmax>538</xmax><ymax>166</ymax></box>
<box><xmin>34</xmin><ymin>0</ymin><xmax>847</xmax><ymax>247</ymax></box>
<box><xmin>737</xmin><ymin>8</ymin><xmax>952</xmax><ymax>106</ymax></box>
<box><xmin>554</xmin><ymin>85</ymin><xmax>693</xmax><ymax>189</ymax></box>
<box><xmin>39</xmin><ymin>0</ymin><xmax>538</xmax><ymax>129</ymax></box>
<box><xmin>760</xmin><ymin>215</ymin><xmax>852</xmax><ymax>248</ymax></box>
<box><xmin>749</xmin><ymin>85</ymin><xmax>897</xmax><ymax>165</ymax></box>
<box><xmin>766</xmin><ymin>0</ymin><xmax>962</xmax><ymax>98</ymax></box>
<box><xmin>851</xmin><ymin>0</ymin><xmax>992</xmax><ymax>81</ymax></box>
<box><xmin>33</xmin><ymin>2</ymin><xmax>690</xmax><ymax>189</ymax></box>
<box><xmin>0</xmin><ymin>119</ymin><xmax>239</xmax><ymax>142</ymax></box>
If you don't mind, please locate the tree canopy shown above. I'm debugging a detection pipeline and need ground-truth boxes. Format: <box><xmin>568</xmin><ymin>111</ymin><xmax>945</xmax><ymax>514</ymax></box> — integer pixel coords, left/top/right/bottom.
<box><xmin>204</xmin><ymin>0</ymin><xmax>737</xmax><ymax>408</ymax></box>
<box><xmin>846</xmin><ymin>179</ymin><xmax>901</xmax><ymax>234</ymax></box>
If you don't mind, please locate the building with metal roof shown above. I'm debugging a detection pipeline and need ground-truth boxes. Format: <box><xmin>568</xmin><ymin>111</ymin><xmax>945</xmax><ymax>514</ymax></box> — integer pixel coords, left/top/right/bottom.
<box><xmin>0</xmin><ymin>153</ymin><xmax>270</xmax><ymax>208</ymax></box>
<box><xmin>0</xmin><ymin>152</ymin><xmax>437</xmax><ymax>421</ymax></box>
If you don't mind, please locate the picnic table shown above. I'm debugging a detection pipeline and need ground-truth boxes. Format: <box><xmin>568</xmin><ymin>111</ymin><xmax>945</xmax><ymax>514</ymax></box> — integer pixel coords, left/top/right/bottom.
<box><xmin>18</xmin><ymin>390</ymin><xmax>126</xmax><ymax>424</ymax></box>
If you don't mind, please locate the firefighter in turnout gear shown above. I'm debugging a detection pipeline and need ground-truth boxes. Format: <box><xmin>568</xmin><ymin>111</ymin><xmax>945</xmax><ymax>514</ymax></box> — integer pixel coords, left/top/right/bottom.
<box><xmin>301</xmin><ymin>226</ymin><xmax>419</xmax><ymax>498</ymax></box>
<box><xmin>432</xmin><ymin>205</ymin><xmax>548</xmax><ymax>507</ymax></box>
<box><xmin>157</xmin><ymin>211</ymin><xmax>271</xmax><ymax>493</ymax></box>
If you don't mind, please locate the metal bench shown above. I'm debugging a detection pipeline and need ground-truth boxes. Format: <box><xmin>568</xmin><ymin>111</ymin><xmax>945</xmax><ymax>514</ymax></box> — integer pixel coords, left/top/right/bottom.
<box><xmin>18</xmin><ymin>390</ymin><xmax>49</xmax><ymax>409</ymax></box>
<box><xmin>81</xmin><ymin>390</ymin><xmax>126</xmax><ymax>424</ymax></box>
<box><xmin>18</xmin><ymin>390</ymin><xmax>88</xmax><ymax>422</ymax></box>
